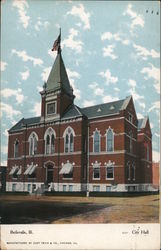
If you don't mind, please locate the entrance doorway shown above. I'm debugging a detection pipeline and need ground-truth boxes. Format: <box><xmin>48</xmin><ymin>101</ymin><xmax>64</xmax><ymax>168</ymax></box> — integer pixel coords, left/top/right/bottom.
<box><xmin>46</xmin><ymin>166</ymin><xmax>53</xmax><ymax>184</ymax></box>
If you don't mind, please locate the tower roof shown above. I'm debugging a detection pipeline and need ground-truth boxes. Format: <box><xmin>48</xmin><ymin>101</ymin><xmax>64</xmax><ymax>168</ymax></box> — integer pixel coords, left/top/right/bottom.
<box><xmin>45</xmin><ymin>52</ymin><xmax>73</xmax><ymax>96</ymax></box>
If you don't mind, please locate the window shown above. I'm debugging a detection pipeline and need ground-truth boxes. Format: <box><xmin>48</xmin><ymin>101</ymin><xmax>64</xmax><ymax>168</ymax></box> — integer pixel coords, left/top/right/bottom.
<box><xmin>129</xmin><ymin>131</ymin><xmax>133</xmax><ymax>153</ymax></box>
<box><xmin>132</xmin><ymin>164</ymin><xmax>135</xmax><ymax>181</ymax></box>
<box><xmin>106</xmin><ymin>186</ymin><xmax>111</xmax><ymax>191</ymax></box>
<box><xmin>27</xmin><ymin>184</ymin><xmax>31</xmax><ymax>192</ymax></box>
<box><xmin>127</xmin><ymin>162</ymin><xmax>131</xmax><ymax>180</ymax></box>
<box><xmin>14</xmin><ymin>140</ymin><xmax>19</xmax><ymax>158</ymax></box>
<box><xmin>147</xmin><ymin>145</ymin><xmax>149</xmax><ymax>161</ymax></box>
<box><xmin>69</xmin><ymin>185</ymin><xmax>73</xmax><ymax>192</ymax></box>
<box><xmin>106</xmin><ymin>166</ymin><xmax>114</xmax><ymax>179</ymax></box>
<box><xmin>12</xmin><ymin>168</ymin><xmax>19</xmax><ymax>179</ymax></box>
<box><xmin>63</xmin><ymin>185</ymin><xmax>67</xmax><ymax>192</ymax></box>
<box><xmin>93</xmin><ymin>185</ymin><xmax>100</xmax><ymax>192</ymax></box>
<box><xmin>93</xmin><ymin>130</ymin><xmax>100</xmax><ymax>153</ymax></box>
<box><xmin>63</xmin><ymin>173</ymin><xmax>73</xmax><ymax>179</ymax></box>
<box><xmin>107</xmin><ymin>128</ymin><xmax>114</xmax><ymax>152</ymax></box>
<box><xmin>44</xmin><ymin>128</ymin><xmax>56</xmax><ymax>155</ymax></box>
<box><xmin>12</xmin><ymin>183</ymin><xmax>16</xmax><ymax>192</ymax></box>
<box><xmin>64</xmin><ymin>127</ymin><xmax>75</xmax><ymax>153</ymax></box>
<box><xmin>47</xmin><ymin>102</ymin><xmax>56</xmax><ymax>115</ymax></box>
<box><xmin>128</xmin><ymin>113</ymin><xmax>133</xmax><ymax>123</ymax></box>
<box><xmin>29</xmin><ymin>132</ymin><xmax>38</xmax><ymax>155</ymax></box>
<box><xmin>93</xmin><ymin>167</ymin><xmax>100</xmax><ymax>179</ymax></box>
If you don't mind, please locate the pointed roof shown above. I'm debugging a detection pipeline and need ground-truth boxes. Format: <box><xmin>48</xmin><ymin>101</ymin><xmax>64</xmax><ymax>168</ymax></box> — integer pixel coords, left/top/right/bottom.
<box><xmin>45</xmin><ymin>52</ymin><xmax>73</xmax><ymax>96</ymax></box>
<box><xmin>138</xmin><ymin>116</ymin><xmax>149</xmax><ymax>130</ymax></box>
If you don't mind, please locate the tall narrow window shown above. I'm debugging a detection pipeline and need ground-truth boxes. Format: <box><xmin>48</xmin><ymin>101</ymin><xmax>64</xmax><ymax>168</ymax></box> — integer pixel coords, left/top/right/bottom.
<box><xmin>93</xmin><ymin>130</ymin><xmax>100</xmax><ymax>153</ymax></box>
<box><xmin>44</xmin><ymin>128</ymin><xmax>56</xmax><ymax>155</ymax></box>
<box><xmin>127</xmin><ymin>162</ymin><xmax>130</xmax><ymax>180</ymax></box>
<box><xmin>129</xmin><ymin>131</ymin><xmax>133</xmax><ymax>153</ymax></box>
<box><xmin>107</xmin><ymin>128</ymin><xmax>114</xmax><ymax>152</ymax></box>
<box><xmin>147</xmin><ymin>145</ymin><xmax>149</xmax><ymax>161</ymax></box>
<box><xmin>14</xmin><ymin>140</ymin><xmax>19</xmax><ymax>158</ymax></box>
<box><xmin>105</xmin><ymin>161</ymin><xmax>114</xmax><ymax>179</ymax></box>
<box><xmin>132</xmin><ymin>164</ymin><xmax>135</xmax><ymax>180</ymax></box>
<box><xmin>64</xmin><ymin>127</ymin><xmax>75</xmax><ymax>153</ymax></box>
<box><xmin>29</xmin><ymin>132</ymin><xmax>38</xmax><ymax>156</ymax></box>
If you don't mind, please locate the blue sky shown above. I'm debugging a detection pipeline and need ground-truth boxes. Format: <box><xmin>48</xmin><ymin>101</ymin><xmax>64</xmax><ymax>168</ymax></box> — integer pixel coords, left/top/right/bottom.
<box><xmin>1</xmin><ymin>0</ymin><xmax>160</xmax><ymax>165</ymax></box>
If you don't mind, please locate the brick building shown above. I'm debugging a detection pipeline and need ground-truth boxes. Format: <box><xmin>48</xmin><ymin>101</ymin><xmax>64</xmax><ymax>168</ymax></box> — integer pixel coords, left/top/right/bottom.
<box><xmin>6</xmin><ymin>48</ymin><xmax>153</xmax><ymax>193</ymax></box>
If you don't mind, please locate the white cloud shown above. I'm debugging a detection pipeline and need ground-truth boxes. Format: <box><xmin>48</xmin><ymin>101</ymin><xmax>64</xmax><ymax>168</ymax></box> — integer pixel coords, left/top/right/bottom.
<box><xmin>102</xmin><ymin>45</ymin><xmax>118</xmax><ymax>60</ymax></box>
<box><xmin>83</xmin><ymin>100</ymin><xmax>95</xmax><ymax>107</ymax></box>
<box><xmin>128</xmin><ymin>79</ymin><xmax>136</xmax><ymax>88</ymax></box>
<box><xmin>114</xmin><ymin>87</ymin><xmax>120</xmax><ymax>92</ymax></box>
<box><xmin>1</xmin><ymin>102</ymin><xmax>21</xmax><ymax>119</ymax></box>
<box><xmin>101</xmin><ymin>32</ymin><xmax>130</xmax><ymax>46</ymax></box>
<box><xmin>67</xmin><ymin>4</ymin><xmax>90</xmax><ymax>30</ymax></box>
<box><xmin>12</xmin><ymin>49</ymin><xmax>43</xmax><ymax>66</ymax></box>
<box><xmin>133</xmin><ymin>44</ymin><xmax>160</xmax><ymax>60</ymax></box>
<box><xmin>99</xmin><ymin>69</ymin><xmax>118</xmax><ymax>84</ymax></box>
<box><xmin>137</xmin><ymin>113</ymin><xmax>144</xmax><ymax>119</ymax></box>
<box><xmin>128</xmin><ymin>88</ymin><xmax>144</xmax><ymax>102</ymax></box>
<box><xmin>124</xmin><ymin>4</ymin><xmax>144</xmax><ymax>30</ymax></box>
<box><xmin>89</xmin><ymin>82</ymin><xmax>105</xmax><ymax>97</ymax></box>
<box><xmin>148</xmin><ymin>101</ymin><xmax>160</xmax><ymax>113</ymax></box>
<box><xmin>155</xmin><ymin>133</ymin><xmax>160</xmax><ymax>138</ymax></box>
<box><xmin>41</xmin><ymin>67</ymin><xmax>51</xmax><ymax>82</ymax></box>
<box><xmin>20</xmin><ymin>69</ymin><xmax>30</xmax><ymax>80</ymax></box>
<box><xmin>141</xmin><ymin>64</ymin><xmax>160</xmax><ymax>94</ymax></box>
<box><xmin>152</xmin><ymin>150</ymin><xmax>160</xmax><ymax>162</ymax></box>
<box><xmin>0</xmin><ymin>61</ymin><xmax>8</xmax><ymax>71</ymax></box>
<box><xmin>1</xmin><ymin>145</ymin><xmax>8</xmax><ymax>155</ymax></box>
<box><xmin>32</xmin><ymin>102</ymin><xmax>41</xmax><ymax>116</ymax></box>
<box><xmin>3</xmin><ymin>129</ymin><xmax>9</xmax><ymax>137</ymax></box>
<box><xmin>101</xmin><ymin>32</ymin><xmax>120</xmax><ymax>41</ymax></box>
<box><xmin>1</xmin><ymin>88</ymin><xmax>25</xmax><ymax>104</ymax></box>
<box><xmin>34</xmin><ymin>20</ymin><xmax>50</xmax><ymax>31</ymax></box>
<box><xmin>102</xmin><ymin>95</ymin><xmax>119</xmax><ymax>103</ymax></box>
<box><xmin>12</xmin><ymin>0</ymin><xmax>30</xmax><ymax>28</ymax></box>
<box><xmin>62</xmin><ymin>28</ymin><xmax>83</xmax><ymax>53</ymax></box>
<box><xmin>66</xmin><ymin>68</ymin><xmax>81</xmax><ymax>100</ymax></box>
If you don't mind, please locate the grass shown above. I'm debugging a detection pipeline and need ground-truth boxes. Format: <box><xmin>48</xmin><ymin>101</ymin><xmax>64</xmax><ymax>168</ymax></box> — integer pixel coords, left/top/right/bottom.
<box><xmin>0</xmin><ymin>194</ymin><xmax>159</xmax><ymax>224</ymax></box>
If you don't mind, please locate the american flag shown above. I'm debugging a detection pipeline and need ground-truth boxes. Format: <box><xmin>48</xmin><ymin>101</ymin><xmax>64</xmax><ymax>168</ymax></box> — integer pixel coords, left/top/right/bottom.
<box><xmin>51</xmin><ymin>34</ymin><xmax>61</xmax><ymax>51</ymax></box>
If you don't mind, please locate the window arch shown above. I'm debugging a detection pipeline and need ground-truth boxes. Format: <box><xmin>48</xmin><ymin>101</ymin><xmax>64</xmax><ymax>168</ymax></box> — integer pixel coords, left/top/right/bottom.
<box><xmin>28</xmin><ymin>132</ymin><xmax>38</xmax><ymax>155</ymax></box>
<box><xmin>63</xmin><ymin>127</ymin><xmax>75</xmax><ymax>153</ymax></box>
<box><xmin>14</xmin><ymin>140</ymin><xmax>19</xmax><ymax>158</ymax></box>
<box><xmin>93</xmin><ymin>129</ymin><xmax>100</xmax><ymax>153</ymax></box>
<box><xmin>106</xmin><ymin>128</ymin><xmax>114</xmax><ymax>152</ymax></box>
<box><xmin>44</xmin><ymin>127</ymin><xmax>56</xmax><ymax>155</ymax></box>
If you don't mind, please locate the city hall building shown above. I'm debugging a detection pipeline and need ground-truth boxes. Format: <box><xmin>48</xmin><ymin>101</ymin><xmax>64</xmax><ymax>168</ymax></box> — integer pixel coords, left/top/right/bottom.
<box><xmin>6</xmin><ymin>44</ymin><xmax>153</xmax><ymax>194</ymax></box>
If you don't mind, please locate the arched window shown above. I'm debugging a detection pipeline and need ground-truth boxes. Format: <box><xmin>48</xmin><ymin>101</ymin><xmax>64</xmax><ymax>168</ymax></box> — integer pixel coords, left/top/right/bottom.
<box><xmin>105</xmin><ymin>161</ymin><xmax>114</xmax><ymax>179</ymax></box>
<box><xmin>29</xmin><ymin>132</ymin><xmax>38</xmax><ymax>155</ymax></box>
<box><xmin>14</xmin><ymin>140</ymin><xmax>19</xmax><ymax>158</ymax></box>
<box><xmin>129</xmin><ymin>131</ymin><xmax>133</xmax><ymax>153</ymax></box>
<box><xmin>93</xmin><ymin>130</ymin><xmax>100</xmax><ymax>153</ymax></box>
<box><xmin>106</xmin><ymin>128</ymin><xmax>114</xmax><ymax>152</ymax></box>
<box><xmin>63</xmin><ymin>127</ymin><xmax>75</xmax><ymax>153</ymax></box>
<box><xmin>44</xmin><ymin>128</ymin><xmax>56</xmax><ymax>155</ymax></box>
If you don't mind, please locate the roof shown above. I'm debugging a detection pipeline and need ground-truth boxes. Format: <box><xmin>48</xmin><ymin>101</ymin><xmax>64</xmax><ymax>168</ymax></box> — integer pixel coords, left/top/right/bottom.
<box><xmin>9</xmin><ymin>117</ymin><xmax>41</xmax><ymax>133</ymax></box>
<box><xmin>9</xmin><ymin>96</ymin><xmax>132</xmax><ymax>133</ymax></box>
<box><xmin>81</xmin><ymin>98</ymin><xmax>125</xmax><ymax>119</ymax></box>
<box><xmin>45</xmin><ymin>52</ymin><xmax>73</xmax><ymax>96</ymax></box>
<box><xmin>138</xmin><ymin>117</ymin><xmax>148</xmax><ymax>130</ymax></box>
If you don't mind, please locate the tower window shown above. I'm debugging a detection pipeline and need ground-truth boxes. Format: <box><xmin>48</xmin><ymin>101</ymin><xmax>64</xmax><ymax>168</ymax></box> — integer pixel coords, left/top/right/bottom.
<box><xmin>14</xmin><ymin>140</ymin><xmax>19</xmax><ymax>158</ymax></box>
<box><xmin>47</xmin><ymin>102</ymin><xmax>56</xmax><ymax>115</ymax></box>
